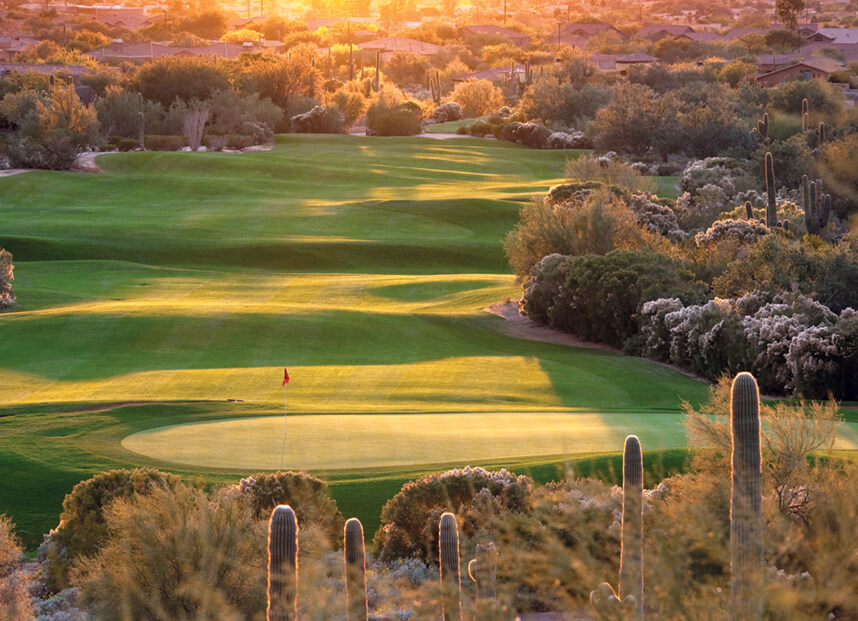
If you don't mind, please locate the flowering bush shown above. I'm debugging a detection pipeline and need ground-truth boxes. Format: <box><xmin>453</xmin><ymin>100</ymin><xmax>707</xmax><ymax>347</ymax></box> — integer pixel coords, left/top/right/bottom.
<box><xmin>431</xmin><ymin>102</ymin><xmax>462</xmax><ymax>123</ymax></box>
<box><xmin>628</xmin><ymin>193</ymin><xmax>684</xmax><ymax>241</ymax></box>
<box><xmin>694</xmin><ymin>218</ymin><xmax>769</xmax><ymax>246</ymax></box>
<box><xmin>640</xmin><ymin>292</ymin><xmax>858</xmax><ymax>398</ymax></box>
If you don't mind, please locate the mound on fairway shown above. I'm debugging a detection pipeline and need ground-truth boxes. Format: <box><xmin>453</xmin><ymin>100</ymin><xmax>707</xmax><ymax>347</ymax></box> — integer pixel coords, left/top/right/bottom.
<box><xmin>0</xmin><ymin>135</ymin><xmax>710</xmax><ymax>545</ymax></box>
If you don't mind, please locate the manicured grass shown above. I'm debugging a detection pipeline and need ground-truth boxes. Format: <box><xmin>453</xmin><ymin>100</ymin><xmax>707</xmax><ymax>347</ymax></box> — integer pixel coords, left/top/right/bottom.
<box><xmin>0</xmin><ymin>134</ymin><xmax>712</xmax><ymax>546</ymax></box>
<box><xmin>424</xmin><ymin>117</ymin><xmax>487</xmax><ymax>133</ymax></box>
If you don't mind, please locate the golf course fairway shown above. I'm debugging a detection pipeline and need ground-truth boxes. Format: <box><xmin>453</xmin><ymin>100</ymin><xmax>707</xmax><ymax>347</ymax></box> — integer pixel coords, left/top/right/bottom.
<box><xmin>4</xmin><ymin>134</ymin><xmax>831</xmax><ymax>545</ymax></box>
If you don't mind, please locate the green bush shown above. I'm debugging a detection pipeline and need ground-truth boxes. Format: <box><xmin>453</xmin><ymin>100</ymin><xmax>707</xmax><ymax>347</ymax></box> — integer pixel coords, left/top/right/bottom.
<box><xmin>144</xmin><ymin>134</ymin><xmax>188</xmax><ymax>151</ymax></box>
<box><xmin>0</xmin><ymin>516</ymin><xmax>31</xmax><ymax>621</ymax></box>
<box><xmin>41</xmin><ymin>468</ymin><xmax>182</xmax><ymax>592</ymax></box>
<box><xmin>0</xmin><ymin>249</ymin><xmax>13</xmax><ymax>309</ymax></box>
<box><xmin>236</xmin><ymin>471</ymin><xmax>344</xmax><ymax>546</ymax></box>
<box><xmin>117</xmin><ymin>138</ymin><xmax>139</xmax><ymax>151</ymax></box>
<box><xmin>73</xmin><ymin>484</ymin><xmax>266</xmax><ymax>620</ymax></box>
<box><xmin>374</xmin><ymin>466</ymin><xmax>532</xmax><ymax>562</ymax></box>
<box><xmin>521</xmin><ymin>250</ymin><xmax>707</xmax><ymax>349</ymax></box>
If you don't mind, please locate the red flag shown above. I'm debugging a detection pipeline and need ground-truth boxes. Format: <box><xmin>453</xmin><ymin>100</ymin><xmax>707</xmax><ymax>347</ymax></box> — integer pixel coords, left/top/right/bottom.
<box><xmin>282</xmin><ymin>368</ymin><xmax>290</xmax><ymax>386</ymax></box>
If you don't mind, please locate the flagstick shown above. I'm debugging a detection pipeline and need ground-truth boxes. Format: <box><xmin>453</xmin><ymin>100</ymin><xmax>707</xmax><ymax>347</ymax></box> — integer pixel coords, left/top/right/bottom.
<box><xmin>284</xmin><ymin>382</ymin><xmax>288</xmax><ymax>434</ymax></box>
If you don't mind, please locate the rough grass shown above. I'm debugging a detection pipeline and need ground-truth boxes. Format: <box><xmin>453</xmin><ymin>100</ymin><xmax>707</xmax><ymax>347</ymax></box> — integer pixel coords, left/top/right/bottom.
<box><xmin>0</xmin><ymin>135</ymin><xmax>712</xmax><ymax>546</ymax></box>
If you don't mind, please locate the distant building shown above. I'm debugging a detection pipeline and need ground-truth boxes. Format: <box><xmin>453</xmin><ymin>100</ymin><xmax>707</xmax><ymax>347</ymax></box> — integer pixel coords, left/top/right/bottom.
<box><xmin>0</xmin><ymin>63</ymin><xmax>91</xmax><ymax>82</ymax></box>
<box><xmin>675</xmin><ymin>31</ymin><xmax>723</xmax><ymax>43</ymax></box>
<box><xmin>86</xmin><ymin>41</ymin><xmax>251</xmax><ymax>63</ymax></box>
<box><xmin>356</xmin><ymin>36</ymin><xmax>442</xmax><ymax>59</ymax></box>
<box><xmin>635</xmin><ymin>24</ymin><xmax>694</xmax><ymax>39</ymax></box>
<box><xmin>461</xmin><ymin>24</ymin><xmax>530</xmax><ymax>47</ymax></box>
<box><xmin>591</xmin><ymin>52</ymin><xmax>659</xmax><ymax>72</ymax></box>
<box><xmin>752</xmin><ymin>59</ymin><xmax>839</xmax><ymax>87</ymax></box>
<box><xmin>559</xmin><ymin>22</ymin><xmax>628</xmax><ymax>41</ymax></box>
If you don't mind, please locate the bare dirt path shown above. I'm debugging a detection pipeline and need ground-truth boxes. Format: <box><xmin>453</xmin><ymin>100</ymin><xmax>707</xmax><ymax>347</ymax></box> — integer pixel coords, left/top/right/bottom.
<box><xmin>484</xmin><ymin>300</ymin><xmax>712</xmax><ymax>385</ymax></box>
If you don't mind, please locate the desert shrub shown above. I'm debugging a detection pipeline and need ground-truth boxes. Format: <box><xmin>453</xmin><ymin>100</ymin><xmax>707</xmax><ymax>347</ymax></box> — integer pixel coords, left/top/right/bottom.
<box><xmin>383</xmin><ymin>51</ymin><xmax>430</xmax><ymax>86</ymax></box>
<box><xmin>0</xmin><ymin>249</ymin><xmax>14</xmax><ymax>310</ymax></box>
<box><xmin>767</xmin><ymin>79</ymin><xmax>845</xmax><ymax>118</ymax></box>
<box><xmin>500</xmin><ymin>121</ymin><xmax>552</xmax><ymax>148</ymax></box>
<box><xmin>366</xmin><ymin>86</ymin><xmax>421</xmax><ymax>136</ymax></box>
<box><xmin>205</xmin><ymin>88</ymin><xmax>282</xmax><ymax>139</ymax></box>
<box><xmin>225</xmin><ymin>471</ymin><xmax>344</xmax><ymax>546</ymax></box>
<box><xmin>0</xmin><ymin>89</ymin><xmax>40</xmax><ymax>126</ymax></box>
<box><xmin>518</xmin><ymin>75</ymin><xmax>610</xmax><ymax>125</ymax></box>
<box><xmin>640</xmin><ymin>291</ymin><xmax>858</xmax><ymax>398</ymax></box>
<box><xmin>94</xmin><ymin>86</ymin><xmax>163</xmax><ymax>140</ymax></box>
<box><xmin>431</xmin><ymin>101</ymin><xmax>462</xmax><ymax>123</ymax></box>
<box><xmin>143</xmin><ymin>134</ymin><xmax>188</xmax><ymax>151</ymax></box>
<box><xmin>72</xmin><ymin>484</ymin><xmax>266</xmax><ymax>620</ymax></box>
<box><xmin>521</xmin><ymin>250</ymin><xmax>707</xmax><ymax>349</ymax></box>
<box><xmin>205</xmin><ymin>133</ymin><xmax>255</xmax><ymax>150</ymax></box>
<box><xmin>0</xmin><ymin>516</ymin><xmax>31</xmax><ymax>621</ymax></box>
<box><xmin>135</xmin><ymin>55</ymin><xmax>231</xmax><ymax>108</ymax></box>
<box><xmin>329</xmin><ymin>86</ymin><xmax>366</xmax><ymax>129</ymax></box>
<box><xmin>7</xmin><ymin>85</ymin><xmax>100</xmax><ymax>170</ymax></box>
<box><xmin>116</xmin><ymin>137</ymin><xmax>138</xmax><ymax>151</ymax></box>
<box><xmin>41</xmin><ymin>467</ymin><xmax>182</xmax><ymax>592</ymax></box>
<box><xmin>374</xmin><ymin>466</ymin><xmax>532</xmax><ymax>562</ymax></box>
<box><xmin>628</xmin><ymin>193</ymin><xmax>684</xmax><ymax>241</ymax></box>
<box><xmin>545</xmin><ymin>130</ymin><xmax>589</xmax><ymax>149</ymax></box>
<box><xmin>448</xmin><ymin>79</ymin><xmax>505</xmax><ymax>118</ymax></box>
<box><xmin>566</xmin><ymin>154</ymin><xmax>657</xmax><ymax>194</ymax></box>
<box><xmin>504</xmin><ymin>190</ymin><xmax>654</xmax><ymax>281</ymax></box>
<box><xmin>694</xmin><ymin>218</ymin><xmax>769</xmax><ymax>246</ymax></box>
<box><xmin>714</xmin><ymin>234</ymin><xmax>858</xmax><ymax>313</ymax></box>
<box><xmin>290</xmin><ymin>105</ymin><xmax>344</xmax><ymax>134</ymax></box>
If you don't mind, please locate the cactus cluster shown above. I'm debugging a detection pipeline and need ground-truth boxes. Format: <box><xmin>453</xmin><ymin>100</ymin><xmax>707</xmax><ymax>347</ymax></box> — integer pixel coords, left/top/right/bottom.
<box><xmin>429</xmin><ymin>70</ymin><xmax>442</xmax><ymax>104</ymax></box>
<box><xmin>729</xmin><ymin>373</ymin><xmax>764</xmax><ymax>621</ymax></box>
<box><xmin>802</xmin><ymin>174</ymin><xmax>831</xmax><ymax>235</ymax></box>
<box><xmin>262</xmin><ymin>377</ymin><xmax>769</xmax><ymax>621</ymax></box>
<box><xmin>764</xmin><ymin>152</ymin><xmax>778</xmax><ymax>228</ymax></box>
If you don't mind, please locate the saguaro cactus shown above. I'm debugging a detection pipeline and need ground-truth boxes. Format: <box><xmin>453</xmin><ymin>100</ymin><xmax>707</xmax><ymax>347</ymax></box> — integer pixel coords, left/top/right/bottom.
<box><xmin>744</xmin><ymin>201</ymin><xmax>753</xmax><ymax>220</ymax></box>
<box><xmin>764</xmin><ymin>152</ymin><xmax>777</xmax><ymax>228</ymax></box>
<box><xmin>138</xmin><ymin>92</ymin><xmax>145</xmax><ymax>150</ymax></box>
<box><xmin>268</xmin><ymin>505</ymin><xmax>299</xmax><ymax>621</ymax></box>
<box><xmin>818</xmin><ymin>121</ymin><xmax>826</xmax><ymax>144</ymax></box>
<box><xmin>373</xmin><ymin>51</ymin><xmax>380</xmax><ymax>92</ymax></box>
<box><xmin>620</xmin><ymin>435</ymin><xmax>644</xmax><ymax>619</ymax></box>
<box><xmin>801</xmin><ymin>98</ymin><xmax>809</xmax><ymax>131</ymax></box>
<box><xmin>344</xmin><ymin>518</ymin><xmax>367</xmax><ymax>621</ymax></box>
<box><xmin>803</xmin><ymin>175</ymin><xmax>821</xmax><ymax>235</ymax></box>
<box><xmin>729</xmin><ymin>373</ymin><xmax>764</xmax><ymax>621</ymax></box>
<box><xmin>756</xmin><ymin>113</ymin><xmax>769</xmax><ymax>144</ymax></box>
<box><xmin>439</xmin><ymin>512</ymin><xmax>463</xmax><ymax>621</ymax></box>
<box><xmin>467</xmin><ymin>542</ymin><xmax>498</xmax><ymax>601</ymax></box>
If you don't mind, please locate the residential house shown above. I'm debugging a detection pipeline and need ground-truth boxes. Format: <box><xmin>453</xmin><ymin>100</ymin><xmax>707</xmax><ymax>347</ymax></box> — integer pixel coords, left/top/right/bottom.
<box><xmin>752</xmin><ymin>59</ymin><xmax>839</xmax><ymax>87</ymax></box>
<box><xmin>461</xmin><ymin>24</ymin><xmax>530</xmax><ymax>47</ymax></box>
<box><xmin>635</xmin><ymin>24</ymin><xmax>694</xmax><ymax>39</ymax></box>
<box><xmin>356</xmin><ymin>36</ymin><xmax>442</xmax><ymax>60</ymax></box>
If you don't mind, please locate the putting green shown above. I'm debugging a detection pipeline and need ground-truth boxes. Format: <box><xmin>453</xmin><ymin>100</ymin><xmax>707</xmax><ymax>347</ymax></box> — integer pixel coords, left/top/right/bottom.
<box><xmin>122</xmin><ymin>413</ymin><xmax>858</xmax><ymax>471</ymax></box>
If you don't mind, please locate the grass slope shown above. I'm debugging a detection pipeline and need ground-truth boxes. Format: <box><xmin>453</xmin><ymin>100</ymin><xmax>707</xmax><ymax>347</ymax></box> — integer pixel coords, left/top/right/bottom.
<box><xmin>0</xmin><ymin>135</ymin><xmax>709</xmax><ymax>546</ymax></box>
